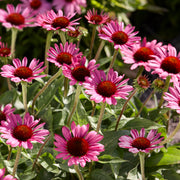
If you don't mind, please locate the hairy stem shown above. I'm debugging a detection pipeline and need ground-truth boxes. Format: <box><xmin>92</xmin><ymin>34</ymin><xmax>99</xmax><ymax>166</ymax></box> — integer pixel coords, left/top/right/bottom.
<box><xmin>115</xmin><ymin>89</ymin><xmax>137</xmax><ymax>131</ymax></box>
<box><xmin>12</xmin><ymin>146</ymin><xmax>22</xmax><ymax>177</ymax></box>
<box><xmin>21</xmin><ymin>81</ymin><xmax>28</xmax><ymax>119</ymax></box>
<box><xmin>44</xmin><ymin>31</ymin><xmax>53</xmax><ymax>74</ymax></box>
<box><xmin>32</xmin><ymin>135</ymin><xmax>52</xmax><ymax>170</ymax></box>
<box><xmin>139</xmin><ymin>152</ymin><xmax>146</xmax><ymax>180</ymax></box>
<box><xmin>158</xmin><ymin>75</ymin><xmax>171</xmax><ymax>108</ymax></box>
<box><xmin>67</xmin><ymin>85</ymin><xmax>81</xmax><ymax>126</ymax></box>
<box><xmin>32</xmin><ymin>69</ymin><xmax>62</xmax><ymax>114</ymax></box>
<box><xmin>94</xmin><ymin>40</ymin><xmax>105</xmax><ymax>61</ymax></box>
<box><xmin>59</xmin><ymin>31</ymin><xmax>66</xmax><ymax>45</ymax></box>
<box><xmin>10</xmin><ymin>28</ymin><xmax>18</xmax><ymax>59</ymax></box>
<box><xmin>96</xmin><ymin>102</ymin><xmax>106</xmax><ymax>133</ymax></box>
<box><xmin>74</xmin><ymin>165</ymin><xmax>84</xmax><ymax>180</ymax></box>
<box><xmin>88</xmin><ymin>26</ymin><xmax>96</xmax><ymax>60</ymax></box>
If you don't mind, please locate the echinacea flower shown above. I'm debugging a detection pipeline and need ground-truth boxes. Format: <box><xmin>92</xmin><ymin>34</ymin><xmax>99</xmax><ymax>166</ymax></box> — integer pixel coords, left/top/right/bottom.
<box><xmin>36</xmin><ymin>9</ymin><xmax>80</xmax><ymax>31</ymax></box>
<box><xmin>121</xmin><ymin>37</ymin><xmax>163</xmax><ymax>71</ymax></box>
<box><xmin>20</xmin><ymin>0</ymin><xmax>51</xmax><ymax>14</ymax></box>
<box><xmin>54</xmin><ymin>121</ymin><xmax>104</xmax><ymax>167</ymax></box>
<box><xmin>148</xmin><ymin>44</ymin><xmax>180</xmax><ymax>82</ymax></box>
<box><xmin>98</xmin><ymin>20</ymin><xmax>141</xmax><ymax>50</ymax></box>
<box><xmin>83</xmin><ymin>69</ymin><xmax>133</xmax><ymax>105</ymax></box>
<box><xmin>118</xmin><ymin>128</ymin><xmax>163</xmax><ymax>153</ymax></box>
<box><xmin>0</xmin><ymin>4</ymin><xmax>35</xmax><ymax>30</ymax></box>
<box><xmin>53</xmin><ymin>0</ymin><xmax>86</xmax><ymax>15</ymax></box>
<box><xmin>0</xmin><ymin>37</ymin><xmax>11</xmax><ymax>57</ymax></box>
<box><xmin>47</xmin><ymin>42</ymin><xmax>82</xmax><ymax>68</ymax></box>
<box><xmin>85</xmin><ymin>8</ymin><xmax>109</xmax><ymax>25</ymax></box>
<box><xmin>0</xmin><ymin>104</ymin><xmax>15</xmax><ymax>124</ymax></box>
<box><xmin>164</xmin><ymin>81</ymin><xmax>180</xmax><ymax>114</ymax></box>
<box><xmin>62</xmin><ymin>56</ymin><xmax>99</xmax><ymax>85</ymax></box>
<box><xmin>0</xmin><ymin>168</ymin><xmax>17</xmax><ymax>180</ymax></box>
<box><xmin>0</xmin><ymin>57</ymin><xmax>46</xmax><ymax>83</ymax></box>
<box><xmin>0</xmin><ymin>112</ymin><xmax>49</xmax><ymax>149</ymax></box>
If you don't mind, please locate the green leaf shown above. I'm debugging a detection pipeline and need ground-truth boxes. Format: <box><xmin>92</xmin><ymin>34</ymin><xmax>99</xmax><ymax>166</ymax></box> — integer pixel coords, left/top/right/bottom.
<box><xmin>98</xmin><ymin>154</ymin><xmax>127</xmax><ymax>164</ymax></box>
<box><xmin>122</xmin><ymin>117</ymin><xmax>164</xmax><ymax>130</ymax></box>
<box><xmin>27</xmin><ymin>81</ymin><xmax>40</xmax><ymax>102</ymax></box>
<box><xmin>147</xmin><ymin>146</ymin><xmax>180</xmax><ymax>167</ymax></box>
<box><xmin>37</xmin><ymin>76</ymin><xmax>63</xmax><ymax>113</ymax></box>
<box><xmin>39</xmin><ymin>152</ymin><xmax>59</xmax><ymax>173</ymax></box>
<box><xmin>90</xmin><ymin>169</ymin><xmax>114</xmax><ymax>180</ymax></box>
<box><xmin>0</xmin><ymin>89</ymin><xmax>17</xmax><ymax>104</ymax></box>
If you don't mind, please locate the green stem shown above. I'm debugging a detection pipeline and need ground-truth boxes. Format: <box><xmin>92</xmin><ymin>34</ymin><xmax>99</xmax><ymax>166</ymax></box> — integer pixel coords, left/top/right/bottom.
<box><xmin>67</xmin><ymin>85</ymin><xmax>81</xmax><ymax>126</ymax></box>
<box><xmin>94</xmin><ymin>40</ymin><xmax>105</xmax><ymax>61</ymax></box>
<box><xmin>10</xmin><ymin>28</ymin><xmax>18</xmax><ymax>59</ymax></box>
<box><xmin>136</xmin><ymin>90</ymin><xmax>154</xmax><ymax>117</ymax></box>
<box><xmin>21</xmin><ymin>81</ymin><xmax>28</xmax><ymax>117</ymax></box>
<box><xmin>7</xmin><ymin>146</ymin><xmax>12</xmax><ymax>161</ymax></box>
<box><xmin>77</xmin><ymin>36</ymin><xmax>82</xmax><ymax>49</ymax></box>
<box><xmin>139</xmin><ymin>152</ymin><xmax>146</xmax><ymax>180</ymax></box>
<box><xmin>32</xmin><ymin>69</ymin><xmax>62</xmax><ymax>114</ymax></box>
<box><xmin>44</xmin><ymin>31</ymin><xmax>53</xmax><ymax>74</ymax></box>
<box><xmin>115</xmin><ymin>89</ymin><xmax>137</xmax><ymax>131</ymax></box>
<box><xmin>32</xmin><ymin>134</ymin><xmax>52</xmax><ymax>170</ymax></box>
<box><xmin>64</xmin><ymin>77</ymin><xmax>69</xmax><ymax>98</ymax></box>
<box><xmin>106</xmin><ymin>49</ymin><xmax>118</xmax><ymax>78</ymax></box>
<box><xmin>88</xmin><ymin>25</ymin><xmax>96</xmax><ymax>60</ymax></box>
<box><xmin>136</xmin><ymin>66</ymin><xmax>144</xmax><ymax>78</ymax></box>
<box><xmin>91</xmin><ymin>101</ymin><xmax>96</xmax><ymax>117</ymax></box>
<box><xmin>96</xmin><ymin>102</ymin><xmax>106</xmax><ymax>133</ymax></box>
<box><xmin>158</xmin><ymin>75</ymin><xmax>171</xmax><ymax>108</ymax></box>
<box><xmin>12</xmin><ymin>146</ymin><xmax>22</xmax><ymax>177</ymax></box>
<box><xmin>59</xmin><ymin>31</ymin><xmax>66</xmax><ymax>45</ymax></box>
<box><xmin>74</xmin><ymin>165</ymin><xmax>84</xmax><ymax>180</ymax></box>
<box><xmin>160</xmin><ymin>118</ymin><xmax>180</xmax><ymax>146</ymax></box>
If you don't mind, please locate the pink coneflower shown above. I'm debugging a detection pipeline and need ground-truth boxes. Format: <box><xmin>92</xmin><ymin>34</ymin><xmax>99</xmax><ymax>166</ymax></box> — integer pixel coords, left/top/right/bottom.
<box><xmin>20</xmin><ymin>0</ymin><xmax>51</xmax><ymax>14</ymax></box>
<box><xmin>0</xmin><ymin>113</ymin><xmax>49</xmax><ymax>149</ymax></box>
<box><xmin>164</xmin><ymin>82</ymin><xmax>180</xmax><ymax>114</ymax></box>
<box><xmin>83</xmin><ymin>69</ymin><xmax>133</xmax><ymax>105</ymax></box>
<box><xmin>85</xmin><ymin>8</ymin><xmax>109</xmax><ymax>25</ymax></box>
<box><xmin>36</xmin><ymin>9</ymin><xmax>80</xmax><ymax>31</ymax></box>
<box><xmin>54</xmin><ymin>121</ymin><xmax>104</xmax><ymax>167</ymax></box>
<box><xmin>98</xmin><ymin>21</ymin><xmax>141</xmax><ymax>50</ymax></box>
<box><xmin>121</xmin><ymin>37</ymin><xmax>163</xmax><ymax>71</ymax></box>
<box><xmin>148</xmin><ymin>44</ymin><xmax>180</xmax><ymax>82</ymax></box>
<box><xmin>47</xmin><ymin>42</ymin><xmax>82</xmax><ymax>68</ymax></box>
<box><xmin>0</xmin><ymin>4</ymin><xmax>35</xmax><ymax>30</ymax></box>
<box><xmin>62</xmin><ymin>56</ymin><xmax>99</xmax><ymax>85</ymax></box>
<box><xmin>0</xmin><ymin>37</ymin><xmax>11</xmax><ymax>57</ymax></box>
<box><xmin>0</xmin><ymin>57</ymin><xmax>46</xmax><ymax>83</ymax></box>
<box><xmin>118</xmin><ymin>128</ymin><xmax>163</xmax><ymax>153</ymax></box>
<box><xmin>0</xmin><ymin>104</ymin><xmax>15</xmax><ymax>124</ymax></box>
<box><xmin>53</xmin><ymin>0</ymin><xmax>86</xmax><ymax>15</ymax></box>
<box><xmin>0</xmin><ymin>168</ymin><xmax>17</xmax><ymax>180</ymax></box>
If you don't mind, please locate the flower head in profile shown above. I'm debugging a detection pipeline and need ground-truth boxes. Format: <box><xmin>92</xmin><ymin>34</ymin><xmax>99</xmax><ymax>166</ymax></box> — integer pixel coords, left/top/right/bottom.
<box><xmin>121</xmin><ymin>37</ymin><xmax>163</xmax><ymax>71</ymax></box>
<box><xmin>20</xmin><ymin>0</ymin><xmax>51</xmax><ymax>14</ymax></box>
<box><xmin>0</xmin><ymin>4</ymin><xmax>35</xmax><ymax>30</ymax></box>
<box><xmin>0</xmin><ymin>37</ymin><xmax>11</xmax><ymax>57</ymax></box>
<box><xmin>118</xmin><ymin>128</ymin><xmax>163</xmax><ymax>153</ymax></box>
<box><xmin>148</xmin><ymin>44</ymin><xmax>180</xmax><ymax>82</ymax></box>
<box><xmin>98</xmin><ymin>21</ymin><xmax>141</xmax><ymax>50</ymax></box>
<box><xmin>164</xmin><ymin>81</ymin><xmax>180</xmax><ymax>114</ymax></box>
<box><xmin>53</xmin><ymin>0</ymin><xmax>86</xmax><ymax>15</ymax></box>
<box><xmin>0</xmin><ymin>113</ymin><xmax>49</xmax><ymax>149</ymax></box>
<box><xmin>62</xmin><ymin>56</ymin><xmax>99</xmax><ymax>85</ymax></box>
<box><xmin>85</xmin><ymin>8</ymin><xmax>109</xmax><ymax>25</ymax></box>
<box><xmin>47</xmin><ymin>42</ymin><xmax>82</xmax><ymax>68</ymax></box>
<box><xmin>1</xmin><ymin>57</ymin><xmax>46</xmax><ymax>83</ymax></box>
<box><xmin>0</xmin><ymin>168</ymin><xmax>17</xmax><ymax>180</ymax></box>
<box><xmin>54</xmin><ymin>121</ymin><xmax>104</xmax><ymax>167</ymax></box>
<box><xmin>0</xmin><ymin>104</ymin><xmax>15</xmax><ymax>124</ymax></box>
<box><xmin>36</xmin><ymin>9</ymin><xmax>80</xmax><ymax>31</ymax></box>
<box><xmin>83</xmin><ymin>69</ymin><xmax>133</xmax><ymax>105</ymax></box>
